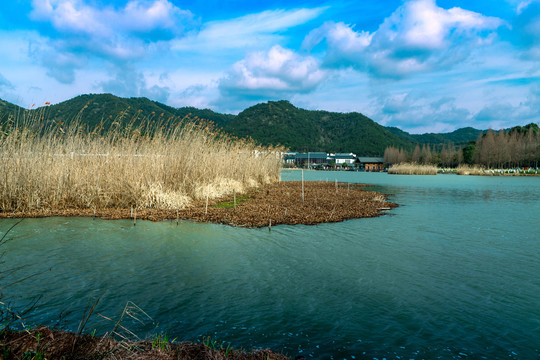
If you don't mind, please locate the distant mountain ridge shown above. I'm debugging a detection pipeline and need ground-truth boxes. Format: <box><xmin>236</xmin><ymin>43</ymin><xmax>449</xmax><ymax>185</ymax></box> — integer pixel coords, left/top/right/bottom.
<box><xmin>386</xmin><ymin>126</ymin><xmax>483</xmax><ymax>146</ymax></box>
<box><xmin>0</xmin><ymin>94</ymin><xmax>486</xmax><ymax>155</ymax></box>
<box><xmin>0</xmin><ymin>94</ymin><xmax>234</xmax><ymax>130</ymax></box>
<box><xmin>226</xmin><ymin>100</ymin><xmax>412</xmax><ymax>156</ymax></box>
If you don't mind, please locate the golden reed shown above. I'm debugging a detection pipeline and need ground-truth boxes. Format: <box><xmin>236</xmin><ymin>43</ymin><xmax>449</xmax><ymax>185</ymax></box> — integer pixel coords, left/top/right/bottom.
<box><xmin>0</xmin><ymin>113</ymin><xmax>283</xmax><ymax>212</ymax></box>
<box><xmin>388</xmin><ymin>162</ymin><xmax>438</xmax><ymax>175</ymax></box>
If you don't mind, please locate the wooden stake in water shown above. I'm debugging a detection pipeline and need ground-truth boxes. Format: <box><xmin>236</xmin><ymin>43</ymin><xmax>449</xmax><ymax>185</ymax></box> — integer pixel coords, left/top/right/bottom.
<box><xmin>176</xmin><ymin>209</ymin><xmax>179</xmax><ymax>225</ymax></box>
<box><xmin>269</xmin><ymin>218</ymin><xmax>272</xmax><ymax>231</ymax></box>
<box><xmin>133</xmin><ymin>210</ymin><xmax>136</xmax><ymax>226</ymax></box>
<box><xmin>131</xmin><ymin>206</ymin><xmax>133</xmax><ymax>219</ymax></box>
<box><xmin>205</xmin><ymin>191</ymin><xmax>209</xmax><ymax>215</ymax></box>
<box><xmin>301</xmin><ymin>169</ymin><xmax>305</xmax><ymax>205</ymax></box>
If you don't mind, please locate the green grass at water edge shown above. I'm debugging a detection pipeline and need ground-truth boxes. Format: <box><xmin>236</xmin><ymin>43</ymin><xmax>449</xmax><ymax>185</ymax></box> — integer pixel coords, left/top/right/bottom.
<box><xmin>152</xmin><ymin>332</ymin><xmax>177</xmax><ymax>352</ymax></box>
<box><xmin>214</xmin><ymin>194</ymin><xmax>252</xmax><ymax>208</ymax></box>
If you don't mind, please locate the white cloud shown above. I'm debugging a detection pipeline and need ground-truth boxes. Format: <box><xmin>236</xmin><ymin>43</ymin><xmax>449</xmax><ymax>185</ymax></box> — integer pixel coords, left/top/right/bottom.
<box><xmin>26</xmin><ymin>0</ymin><xmax>196</xmax><ymax>85</ymax></box>
<box><xmin>304</xmin><ymin>0</ymin><xmax>504</xmax><ymax>78</ymax></box>
<box><xmin>302</xmin><ymin>22</ymin><xmax>372</xmax><ymax>68</ymax></box>
<box><xmin>517</xmin><ymin>1</ymin><xmax>536</xmax><ymax>14</ymax></box>
<box><xmin>172</xmin><ymin>7</ymin><xmax>325</xmax><ymax>51</ymax></box>
<box><xmin>219</xmin><ymin>45</ymin><xmax>327</xmax><ymax>99</ymax></box>
<box><xmin>30</xmin><ymin>0</ymin><xmax>192</xmax><ymax>39</ymax></box>
<box><xmin>390</xmin><ymin>0</ymin><xmax>501</xmax><ymax>49</ymax></box>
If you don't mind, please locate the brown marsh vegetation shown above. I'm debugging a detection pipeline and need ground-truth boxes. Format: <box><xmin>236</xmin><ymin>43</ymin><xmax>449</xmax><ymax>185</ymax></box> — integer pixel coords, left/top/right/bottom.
<box><xmin>387</xmin><ymin>163</ymin><xmax>438</xmax><ymax>175</ymax></box>
<box><xmin>0</xmin><ymin>109</ymin><xmax>283</xmax><ymax>214</ymax></box>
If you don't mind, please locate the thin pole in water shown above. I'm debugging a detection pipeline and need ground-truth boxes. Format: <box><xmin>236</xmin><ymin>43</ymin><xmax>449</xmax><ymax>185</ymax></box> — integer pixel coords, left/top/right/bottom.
<box><xmin>335</xmin><ymin>179</ymin><xmax>338</xmax><ymax>194</ymax></box>
<box><xmin>301</xmin><ymin>169</ymin><xmax>305</xmax><ymax>205</ymax></box>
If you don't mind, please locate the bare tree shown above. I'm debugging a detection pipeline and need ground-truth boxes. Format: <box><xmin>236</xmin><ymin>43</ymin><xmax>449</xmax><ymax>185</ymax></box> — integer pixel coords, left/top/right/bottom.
<box><xmin>411</xmin><ymin>144</ymin><xmax>421</xmax><ymax>163</ymax></box>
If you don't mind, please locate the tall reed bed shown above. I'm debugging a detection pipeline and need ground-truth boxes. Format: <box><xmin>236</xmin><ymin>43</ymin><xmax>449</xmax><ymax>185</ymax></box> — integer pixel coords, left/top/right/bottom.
<box><xmin>388</xmin><ymin>162</ymin><xmax>438</xmax><ymax>175</ymax></box>
<box><xmin>0</xmin><ymin>114</ymin><xmax>283</xmax><ymax>212</ymax></box>
<box><xmin>456</xmin><ymin>165</ymin><xmax>488</xmax><ymax>176</ymax></box>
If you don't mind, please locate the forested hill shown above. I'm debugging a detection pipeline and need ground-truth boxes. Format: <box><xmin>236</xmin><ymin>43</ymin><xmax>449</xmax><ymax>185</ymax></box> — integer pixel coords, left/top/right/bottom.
<box><xmin>0</xmin><ymin>94</ymin><xmax>234</xmax><ymax>129</ymax></box>
<box><xmin>1</xmin><ymin>94</ymin><xmax>488</xmax><ymax>155</ymax></box>
<box><xmin>386</xmin><ymin>126</ymin><xmax>483</xmax><ymax>147</ymax></box>
<box><xmin>223</xmin><ymin>100</ymin><xmax>412</xmax><ymax>156</ymax></box>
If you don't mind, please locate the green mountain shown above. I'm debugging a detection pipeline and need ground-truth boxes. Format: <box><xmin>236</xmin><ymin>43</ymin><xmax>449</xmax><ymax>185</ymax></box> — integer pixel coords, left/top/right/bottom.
<box><xmin>386</xmin><ymin>126</ymin><xmax>483</xmax><ymax>147</ymax></box>
<box><xmin>223</xmin><ymin>100</ymin><xmax>413</xmax><ymax>156</ymax></box>
<box><xmin>0</xmin><ymin>94</ymin><xmax>233</xmax><ymax>130</ymax></box>
<box><xmin>0</xmin><ymin>98</ymin><xmax>21</xmax><ymax>122</ymax></box>
<box><xmin>0</xmin><ymin>94</ymin><xmax>493</xmax><ymax>155</ymax></box>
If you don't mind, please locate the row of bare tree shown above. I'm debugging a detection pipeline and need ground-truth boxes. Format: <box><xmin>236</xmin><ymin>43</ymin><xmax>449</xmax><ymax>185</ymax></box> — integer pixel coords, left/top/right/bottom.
<box><xmin>473</xmin><ymin>128</ymin><xmax>540</xmax><ymax>168</ymax></box>
<box><xmin>384</xmin><ymin>127</ymin><xmax>540</xmax><ymax>168</ymax></box>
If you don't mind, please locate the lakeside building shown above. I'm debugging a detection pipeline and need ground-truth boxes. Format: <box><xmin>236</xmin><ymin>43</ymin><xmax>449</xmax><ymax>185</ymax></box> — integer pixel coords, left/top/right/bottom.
<box><xmin>358</xmin><ymin>157</ymin><xmax>384</xmax><ymax>171</ymax></box>
<box><xmin>284</xmin><ymin>152</ymin><xmax>385</xmax><ymax>171</ymax></box>
<box><xmin>331</xmin><ymin>153</ymin><xmax>357</xmax><ymax>166</ymax></box>
<box><xmin>293</xmin><ymin>152</ymin><xmax>329</xmax><ymax>167</ymax></box>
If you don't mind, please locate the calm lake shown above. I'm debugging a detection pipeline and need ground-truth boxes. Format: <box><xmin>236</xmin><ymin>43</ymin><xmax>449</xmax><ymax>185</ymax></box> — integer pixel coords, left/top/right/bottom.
<box><xmin>1</xmin><ymin>171</ymin><xmax>539</xmax><ymax>359</ymax></box>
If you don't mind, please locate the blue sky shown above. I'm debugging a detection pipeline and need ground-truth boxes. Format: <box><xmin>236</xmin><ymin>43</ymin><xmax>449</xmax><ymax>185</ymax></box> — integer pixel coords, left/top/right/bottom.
<box><xmin>0</xmin><ymin>0</ymin><xmax>539</xmax><ymax>133</ymax></box>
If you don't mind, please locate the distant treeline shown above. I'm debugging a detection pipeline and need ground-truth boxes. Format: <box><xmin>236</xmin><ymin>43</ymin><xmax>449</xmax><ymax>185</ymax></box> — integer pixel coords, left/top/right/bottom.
<box><xmin>384</xmin><ymin>123</ymin><xmax>540</xmax><ymax>168</ymax></box>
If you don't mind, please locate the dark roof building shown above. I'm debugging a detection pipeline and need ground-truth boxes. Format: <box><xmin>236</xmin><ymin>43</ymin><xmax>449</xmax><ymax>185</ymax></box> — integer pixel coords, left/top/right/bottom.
<box><xmin>357</xmin><ymin>157</ymin><xmax>384</xmax><ymax>172</ymax></box>
<box><xmin>357</xmin><ymin>157</ymin><xmax>384</xmax><ymax>163</ymax></box>
<box><xmin>294</xmin><ymin>152</ymin><xmax>328</xmax><ymax>165</ymax></box>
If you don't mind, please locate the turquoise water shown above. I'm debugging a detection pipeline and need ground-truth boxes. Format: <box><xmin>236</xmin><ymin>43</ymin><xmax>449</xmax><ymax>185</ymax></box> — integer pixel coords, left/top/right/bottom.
<box><xmin>1</xmin><ymin>171</ymin><xmax>539</xmax><ymax>359</ymax></box>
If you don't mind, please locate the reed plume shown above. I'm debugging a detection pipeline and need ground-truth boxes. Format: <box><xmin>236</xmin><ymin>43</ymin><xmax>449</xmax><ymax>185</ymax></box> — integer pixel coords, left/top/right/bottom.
<box><xmin>0</xmin><ymin>112</ymin><xmax>283</xmax><ymax>212</ymax></box>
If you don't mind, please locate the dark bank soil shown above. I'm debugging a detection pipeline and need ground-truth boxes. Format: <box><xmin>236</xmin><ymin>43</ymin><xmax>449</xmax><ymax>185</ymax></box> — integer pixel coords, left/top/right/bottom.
<box><xmin>0</xmin><ymin>327</ymin><xmax>290</xmax><ymax>360</ymax></box>
<box><xmin>0</xmin><ymin>181</ymin><xmax>397</xmax><ymax>227</ymax></box>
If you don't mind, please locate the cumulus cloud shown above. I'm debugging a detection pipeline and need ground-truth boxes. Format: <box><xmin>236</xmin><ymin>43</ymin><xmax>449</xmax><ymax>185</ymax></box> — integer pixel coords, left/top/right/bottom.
<box><xmin>302</xmin><ymin>22</ymin><xmax>372</xmax><ymax>68</ymax></box>
<box><xmin>304</xmin><ymin>0</ymin><xmax>504</xmax><ymax>78</ymax></box>
<box><xmin>27</xmin><ymin>0</ymin><xmax>195</xmax><ymax>84</ymax></box>
<box><xmin>218</xmin><ymin>45</ymin><xmax>327</xmax><ymax>101</ymax></box>
<box><xmin>30</xmin><ymin>0</ymin><xmax>193</xmax><ymax>41</ymax></box>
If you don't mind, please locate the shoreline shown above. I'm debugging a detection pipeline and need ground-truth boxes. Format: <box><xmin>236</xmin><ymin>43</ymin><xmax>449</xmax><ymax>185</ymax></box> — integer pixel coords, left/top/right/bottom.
<box><xmin>0</xmin><ymin>181</ymin><xmax>397</xmax><ymax>227</ymax></box>
<box><xmin>0</xmin><ymin>327</ymin><xmax>290</xmax><ymax>360</ymax></box>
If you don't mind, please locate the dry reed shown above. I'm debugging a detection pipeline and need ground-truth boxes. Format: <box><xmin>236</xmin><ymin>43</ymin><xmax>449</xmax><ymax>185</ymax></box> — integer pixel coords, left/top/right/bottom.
<box><xmin>387</xmin><ymin>163</ymin><xmax>438</xmax><ymax>175</ymax></box>
<box><xmin>456</xmin><ymin>165</ymin><xmax>488</xmax><ymax>176</ymax></box>
<box><xmin>0</xmin><ymin>113</ymin><xmax>283</xmax><ymax>213</ymax></box>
